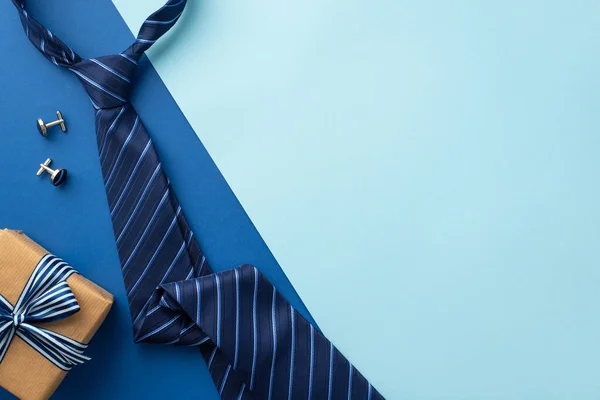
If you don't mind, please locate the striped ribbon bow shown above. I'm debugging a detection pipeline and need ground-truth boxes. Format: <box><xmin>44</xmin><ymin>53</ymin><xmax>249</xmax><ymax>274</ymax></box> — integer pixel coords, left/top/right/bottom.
<box><xmin>0</xmin><ymin>254</ymin><xmax>90</xmax><ymax>371</ymax></box>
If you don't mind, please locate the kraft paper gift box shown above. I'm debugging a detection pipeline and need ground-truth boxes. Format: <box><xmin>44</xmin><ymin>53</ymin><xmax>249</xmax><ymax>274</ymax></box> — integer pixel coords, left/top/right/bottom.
<box><xmin>0</xmin><ymin>229</ymin><xmax>113</xmax><ymax>400</ymax></box>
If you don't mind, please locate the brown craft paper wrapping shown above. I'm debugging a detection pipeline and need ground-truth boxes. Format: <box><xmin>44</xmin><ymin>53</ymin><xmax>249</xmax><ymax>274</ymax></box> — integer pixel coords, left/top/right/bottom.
<box><xmin>0</xmin><ymin>229</ymin><xmax>113</xmax><ymax>400</ymax></box>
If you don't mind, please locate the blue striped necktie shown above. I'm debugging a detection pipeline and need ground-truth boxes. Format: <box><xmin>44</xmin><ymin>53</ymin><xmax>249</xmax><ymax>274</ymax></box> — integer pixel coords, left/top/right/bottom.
<box><xmin>13</xmin><ymin>1</ymin><xmax>384</xmax><ymax>398</ymax></box>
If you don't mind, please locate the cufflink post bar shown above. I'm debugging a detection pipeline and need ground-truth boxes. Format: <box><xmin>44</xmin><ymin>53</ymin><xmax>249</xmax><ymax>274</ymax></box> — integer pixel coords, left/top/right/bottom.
<box><xmin>37</xmin><ymin>158</ymin><xmax>68</xmax><ymax>186</ymax></box>
<box><xmin>37</xmin><ymin>111</ymin><xmax>67</xmax><ymax>136</ymax></box>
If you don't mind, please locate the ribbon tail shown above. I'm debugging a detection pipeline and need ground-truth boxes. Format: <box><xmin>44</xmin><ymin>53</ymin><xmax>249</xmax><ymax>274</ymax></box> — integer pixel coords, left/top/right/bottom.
<box><xmin>0</xmin><ymin>325</ymin><xmax>16</xmax><ymax>364</ymax></box>
<box><xmin>18</xmin><ymin>324</ymin><xmax>90</xmax><ymax>371</ymax></box>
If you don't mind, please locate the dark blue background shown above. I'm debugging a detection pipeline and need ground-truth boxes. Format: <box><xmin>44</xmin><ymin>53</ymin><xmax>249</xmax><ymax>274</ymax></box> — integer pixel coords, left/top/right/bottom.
<box><xmin>0</xmin><ymin>1</ymin><xmax>312</xmax><ymax>398</ymax></box>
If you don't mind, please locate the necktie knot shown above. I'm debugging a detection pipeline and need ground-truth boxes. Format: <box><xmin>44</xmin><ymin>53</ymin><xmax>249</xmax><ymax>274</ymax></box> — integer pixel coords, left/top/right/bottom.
<box><xmin>14</xmin><ymin>0</ymin><xmax>187</xmax><ymax>109</ymax></box>
<box><xmin>70</xmin><ymin>53</ymin><xmax>139</xmax><ymax>109</ymax></box>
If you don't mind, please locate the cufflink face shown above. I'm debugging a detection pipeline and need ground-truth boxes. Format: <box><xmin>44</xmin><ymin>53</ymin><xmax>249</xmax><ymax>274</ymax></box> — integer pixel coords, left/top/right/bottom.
<box><xmin>37</xmin><ymin>158</ymin><xmax>68</xmax><ymax>187</ymax></box>
<box><xmin>36</xmin><ymin>118</ymin><xmax>48</xmax><ymax>135</ymax></box>
<box><xmin>50</xmin><ymin>168</ymin><xmax>68</xmax><ymax>186</ymax></box>
<box><xmin>37</xmin><ymin>111</ymin><xmax>67</xmax><ymax>136</ymax></box>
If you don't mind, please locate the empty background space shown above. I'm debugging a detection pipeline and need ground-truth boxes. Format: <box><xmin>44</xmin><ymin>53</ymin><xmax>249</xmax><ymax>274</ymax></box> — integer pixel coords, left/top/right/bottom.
<box><xmin>114</xmin><ymin>0</ymin><xmax>600</xmax><ymax>398</ymax></box>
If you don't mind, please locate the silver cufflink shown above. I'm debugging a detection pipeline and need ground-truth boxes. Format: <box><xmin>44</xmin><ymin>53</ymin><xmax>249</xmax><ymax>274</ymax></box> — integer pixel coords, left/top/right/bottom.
<box><xmin>37</xmin><ymin>111</ymin><xmax>67</xmax><ymax>136</ymax></box>
<box><xmin>37</xmin><ymin>158</ymin><xmax>68</xmax><ymax>186</ymax></box>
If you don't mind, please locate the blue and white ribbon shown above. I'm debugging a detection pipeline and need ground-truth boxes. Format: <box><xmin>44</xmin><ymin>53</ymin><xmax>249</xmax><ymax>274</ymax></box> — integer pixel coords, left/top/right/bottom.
<box><xmin>0</xmin><ymin>254</ymin><xmax>90</xmax><ymax>371</ymax></box>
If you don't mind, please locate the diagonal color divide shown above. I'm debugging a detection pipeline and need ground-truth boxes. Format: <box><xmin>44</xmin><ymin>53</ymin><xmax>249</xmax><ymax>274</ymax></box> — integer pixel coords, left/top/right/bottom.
<box><xmin>112</xmin><ymin>0</ymin><xmax>600</xmax><ymax>398</ymax></box>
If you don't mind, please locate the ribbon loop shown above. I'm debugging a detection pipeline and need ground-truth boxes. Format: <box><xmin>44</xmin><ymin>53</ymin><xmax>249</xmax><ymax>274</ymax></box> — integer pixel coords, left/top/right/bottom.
<box><xmin>0</xmin><ymin>254</ymin><xmax>90</xmax><ymax>371</ymax></box>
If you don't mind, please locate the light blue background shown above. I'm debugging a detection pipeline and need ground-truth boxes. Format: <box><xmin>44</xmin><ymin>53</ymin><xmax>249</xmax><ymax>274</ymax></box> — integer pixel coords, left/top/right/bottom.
<box><xmin>113</xmin><ymin>0</ymin><xmax>600</xmax><ymax>398</ymax></box>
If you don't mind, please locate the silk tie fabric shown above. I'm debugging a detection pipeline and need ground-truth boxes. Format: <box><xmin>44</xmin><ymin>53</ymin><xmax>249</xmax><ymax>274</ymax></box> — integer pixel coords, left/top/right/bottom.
<box><xmin>12</xmin><ymin>1</ymin><xmax>384</xmax><ymax>398</ymax></box>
